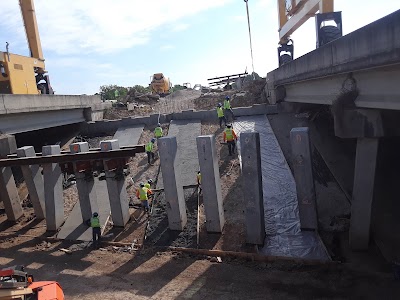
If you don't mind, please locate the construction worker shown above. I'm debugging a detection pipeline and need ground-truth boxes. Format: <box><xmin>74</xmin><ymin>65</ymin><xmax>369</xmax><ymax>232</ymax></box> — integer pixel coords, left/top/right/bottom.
<box><xmin>145</xmin><ymin>138</ymin><xmax>156</xmax><ymax>165</ymax></box>
<box><xmin>217</xmin><ymin>103</ymin><xmax>227</xmax><ymax>128</ymax></box>
<box><xmin>223</xmin><ymin>124</ymin><xmax>238</xmax><ymax>156</ymax></box>
<box><xmin>223</xmin><ymin>96</ymin><xmax>235</xmax><ymax>121</ymax></box>
<box><xmin>90</xmin><ymin>212</ymin><xmax>101</xmax><ymax>249</ymax></box>
<box><xmin>154</xmin><ymin>123</ymin><xmax>163</xmax><ymax>138</ymax></box>
<box><xmin>145</xmin><ymin>178</ymin><xmax>153</xmax><ymax>189</ymax></box>
<box><xmin>136</xmin><ymin>182</ymin><xmax>153</xmax><ymax>213</ymax></box>
<box><xmin>196</xmin><ymin>170</ymin><xmax>202</xmax><ymax>193</ymax></box>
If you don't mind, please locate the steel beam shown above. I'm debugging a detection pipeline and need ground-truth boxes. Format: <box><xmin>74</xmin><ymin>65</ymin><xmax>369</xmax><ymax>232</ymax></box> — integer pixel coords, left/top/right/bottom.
<box><xmin>279</xmin><ymin>0</ymin><xmax>320</xmax><ymax>42</ymax></box>
<box><xmin>0</xmin><ymin>146</ymin><xmax>145</xmax><ymax>167</ymax></box>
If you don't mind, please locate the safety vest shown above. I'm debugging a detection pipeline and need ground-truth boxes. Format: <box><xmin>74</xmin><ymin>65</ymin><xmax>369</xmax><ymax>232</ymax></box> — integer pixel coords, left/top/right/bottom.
<box><xmin>224</xmin><ymin>99</ymin><xmax>231</xmax><ymax>109</ymax></box>
<box><xmin>145</xmin><ymin>142</ymin><xmax>154</xmax><ymax>152</ymax></box>
<box><xmin>91</xmin><ymin>217</ymin><xmax>100</xmax><ymax>228</ymax></box>
<box><xmin>139</xmin><ymin>187</ymin><xmax>149</xmax><ymax>200</ymax></box>
<box><xmin>154</xmin><ymin>127</ymin><xmax>163</xmax><ymax>138</ymax></box>
<box><xmin>225</xmin><ymin>128</ymin><xmax>234</xmax><ymax>141</ymax></box>
<box><xmin>145</xmin><ymin>183</ymin><xmax>151</xmax><ymax>189</ymax></box>
<box><xmin>197</xmin><ymin>173</ymin><xmax>202</xmax><ymax>184</ymax></box>
<box><xmin>217</xmin><ymin>107</ymin><xmax>224</xmax><ymax>118</ymax></box>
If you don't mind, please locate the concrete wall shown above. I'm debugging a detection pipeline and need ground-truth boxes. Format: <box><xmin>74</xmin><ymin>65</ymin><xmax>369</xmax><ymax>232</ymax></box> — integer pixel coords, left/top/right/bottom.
<box><xmin>80</xmin><ymin>104</ymin><xmax>278</xmax><ymax>136</ymax></box>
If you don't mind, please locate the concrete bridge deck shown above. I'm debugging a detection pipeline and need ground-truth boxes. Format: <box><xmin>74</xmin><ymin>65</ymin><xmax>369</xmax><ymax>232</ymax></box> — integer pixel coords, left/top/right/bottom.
<box><xmin>0</xmin><ymin>94</ymin><xmax>106</xmax><ymax>134</ymax></box>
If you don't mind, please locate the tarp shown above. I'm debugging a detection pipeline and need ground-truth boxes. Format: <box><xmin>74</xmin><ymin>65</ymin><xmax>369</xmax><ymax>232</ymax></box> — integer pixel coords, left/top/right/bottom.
<box><xmin>235</xmin><ymin>115</ymin><xmax>329</xmax><ymax>260</ymax></box>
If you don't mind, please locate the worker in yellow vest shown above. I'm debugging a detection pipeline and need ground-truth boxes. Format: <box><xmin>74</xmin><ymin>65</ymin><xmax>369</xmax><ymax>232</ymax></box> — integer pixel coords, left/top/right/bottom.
<box><xmin>196</xmin><ymin>170</ymin><xmax>202</xmax><ymax>194</ymax></box>
<box><xmin>145</xmin><ymin>138</ymin><xmax>156</xmax><ymax>165</ymax></box>
<box><xmin>136</xmin><ymin>182</ymin><xmax>153</xmax><ymax>213</ymax></box>
<box><xmin>217</xmin><ymin>103</ymin><xmax>227</xmax><ymax>128</ymax></box>
<box><xmin>90</xmin><ymin>212</ymin><xmax>101</xmax><ymax>249</ymax></box>
<box><xmin>223</xmin><ymin>96</ymin><xmax>235</xmax><ymax>121</ymax></box>
<box><xmin>223</xmin><ymin>124</ymin><xmax>238</xmax><ymax>156</ymax></box>
<box><xmin>145</xmin><ymin>179</ymin><xmax>153</xmax><ymax>189</ymax></box>
<box><xmin>154</xmin><ymin>123</ymin><xmax>163</xmax><ymax>138</ymax></box>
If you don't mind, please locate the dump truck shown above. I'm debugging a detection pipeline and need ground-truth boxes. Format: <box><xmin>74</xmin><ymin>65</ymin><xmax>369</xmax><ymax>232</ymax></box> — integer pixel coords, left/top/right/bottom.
<box><xmin>150</xmin><ymin>73</ymin><xmax>171</xmax><ymax>97</ymax></box>
<box><xmin>0</xmin><ymin>266</ymin><xmax>64</xmax><ymax>300</ymax></box>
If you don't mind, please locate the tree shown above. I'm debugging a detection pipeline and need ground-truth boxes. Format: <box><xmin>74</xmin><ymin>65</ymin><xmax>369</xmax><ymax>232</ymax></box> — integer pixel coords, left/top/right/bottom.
<box><xmin>170</xmin><ymin>84</ymin><xmax>185</xmax><ymax>93</ymax></box>
<box><xmin>99</xmin><ymin>85</ymin><xmax>128</xmax><ymax>101</ymax></box>
<box><xmin>131</xmin><ymin>85</ymin><xmax>151</xmax><ymax>94</ymax></box>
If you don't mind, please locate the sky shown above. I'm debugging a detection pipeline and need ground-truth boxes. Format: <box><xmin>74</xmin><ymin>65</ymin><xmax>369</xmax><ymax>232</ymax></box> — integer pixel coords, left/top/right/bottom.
<box><xmin>1</xmin><ymin>0</ymin><xmax>399</xmax><ymax>95</ymax></box>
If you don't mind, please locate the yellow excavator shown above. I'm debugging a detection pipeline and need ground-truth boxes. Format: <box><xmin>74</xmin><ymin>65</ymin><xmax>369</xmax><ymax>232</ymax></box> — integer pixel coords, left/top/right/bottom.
<box><xmin>0</xmin><ymin>0</ymin><xmax>53</xmax><ymax>94</ymax></box>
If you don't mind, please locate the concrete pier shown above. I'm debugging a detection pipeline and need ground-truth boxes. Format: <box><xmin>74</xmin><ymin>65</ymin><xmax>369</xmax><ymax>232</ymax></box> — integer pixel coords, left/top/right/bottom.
<box><xmin>0</xmin><ymin>134</ymin><xmax>23</xmax><ymax>221</ymax></box>
<box><xmin>350</xmin><ymin>138</ymin><xmax>379</xmax><ymax>250</ymax></box>
<box><xmin>17</xmin><ymin>146</ymin><xmax>45</xmax><ymax>220</ymax></box>
<box><xmin>101</xmin><ymin>139</ymin><xmax>130</xmax><ymax>227</ymax></box>
<box><xmin>70</xmin><ymin>142</ymin><xmax>98</xmax><ymax>222</ymax></box>
<box><xmin>42</xmin><ymin>145</ymin><xmax>64</xmax><ymax>231</ymax></box>
<box><xmin>196</xmin><ymin>135</ymin><xmax>224</xmax><ymax>232</ymax></box>
<box><xmin>158</xmin><ymin>136</ymin><xmax>187</xmax><ymax>231</ymax></box>
<box><xmin>290</xmin><ymin>127</ymin><xmax>318</xmax><ymax>230</ymax></box>
<box><xmin>240</xmin><ymin>132</ymin><xmax>265</xmax><ymax>245</ymax></box>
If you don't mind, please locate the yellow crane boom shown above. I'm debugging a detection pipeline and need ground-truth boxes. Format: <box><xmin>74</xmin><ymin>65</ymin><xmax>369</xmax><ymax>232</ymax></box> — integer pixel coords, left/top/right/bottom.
<box><xmin>0</xmin><ymin>0</ymin><xmax>52</xmax><ymax>94</ymax></box>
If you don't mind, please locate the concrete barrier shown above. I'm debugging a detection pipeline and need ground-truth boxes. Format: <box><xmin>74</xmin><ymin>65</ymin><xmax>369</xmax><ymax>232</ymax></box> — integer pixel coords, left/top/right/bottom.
<box><xmin>80</xmin><ymin>104</ymin><xmax>277</xmax><ymax>137</ymax></box>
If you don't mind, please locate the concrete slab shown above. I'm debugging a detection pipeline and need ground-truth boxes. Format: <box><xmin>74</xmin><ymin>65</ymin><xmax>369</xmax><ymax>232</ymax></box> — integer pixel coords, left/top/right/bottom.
<box><xmin>290</xmin><ymin>127</ymin><xmax>318</xmax><ymax>230</ymax></box>
<box><xmin>70</xmin><ymin>142</ymin><xmax>98</xmax><ymax>222</ymax></box>
<box><xmin>57</xmin><ymin>179</ymin><xmax>110</xmax><ymax>241</ymax></box>
<box><xmin>240</xmin><ymin>132</ymin><xmax>265</xmax><ymax>245</ymax></box>
<box><xmin>196</xmin><ymin>135</ymin><xmax>224</xmax><ymax>233</ymax></box>
<box><xmin>101</xmin><ymin>139</ymin><xmax>130</xmax><ymax>227</ymax></box>
<box><xmin>113</xmin><ymin>125</ymin><xmax>144</xmax><ymax>147</ymax></box>
<box><xmin>158</xmin><ymin>120</ymin><xmax>201</xmax><ymax>188</ymax></box>
<box><xmin>42</xmin><ymin>145</ymin><xmax>64</xmax><ymax>231</ymax></box>
<box><xmin>350</xmin><ymin>138</ymin><xmax>379</xmax><ymax>250</ymax></box>
<box><xmin>0</xmin><ymin>134</ymin><xmax>23</xmax><ymax>221</ymax></box>
<box><xmin>17</xmin><ymin>146</ymin><xmax>45</xmax><ymax>220</ymax></box>
<box><xmin>158</xmin><ymin>136</ymin><xmax>187</xmax><ymax>231</ymax></box>
<box><xmin>236</xmin><ymin>116</ymin><xmax>329</xmax><ymax>260</ymax></box>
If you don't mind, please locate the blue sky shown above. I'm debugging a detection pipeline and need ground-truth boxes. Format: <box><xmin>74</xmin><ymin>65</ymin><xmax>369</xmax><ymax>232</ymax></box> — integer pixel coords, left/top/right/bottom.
<box><xmin>1</xmin><ymin>0</ymin><xmax>399</xmax><ymax>95</ymax></box>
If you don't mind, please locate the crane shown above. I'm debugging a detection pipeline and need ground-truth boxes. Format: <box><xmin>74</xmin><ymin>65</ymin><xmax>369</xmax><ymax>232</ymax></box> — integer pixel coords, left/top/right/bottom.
<box><xmin>277</xmin><ymin>0</ymin><xmax>342</xmax><ymax>66</ymax></box>
<box><xmin>0</xmin><ymin>0</ymin><xmax>53</xmax><ymax>95</ymax></box>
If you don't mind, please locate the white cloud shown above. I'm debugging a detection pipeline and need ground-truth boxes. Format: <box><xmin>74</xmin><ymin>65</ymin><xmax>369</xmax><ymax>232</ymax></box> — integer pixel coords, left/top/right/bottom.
<box><xmin>2</xmin><ymin>0</ymin><xmax>233</xmax><ymax>56</ymax></box>
<box><xmin>233</xmin><ymin>15</ymin><xmax>246</xmax><ymax>22</ymax></box>
<box><xmin>172</xmin><ymin>23</ymin><xmax>190</xmax><ymax>32</ymax></box>
<box><xmin>160</xmin><ymin>45</ymin><xmax>175</xmax><ymax>51</ymax></box>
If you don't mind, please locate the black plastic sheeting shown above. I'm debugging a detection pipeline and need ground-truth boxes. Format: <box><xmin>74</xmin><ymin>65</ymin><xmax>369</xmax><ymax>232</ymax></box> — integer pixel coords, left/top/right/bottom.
<box><xmin>235</xmin><ymin>115</ymin><xmax>330</xmax><ymax>260</ymax></box>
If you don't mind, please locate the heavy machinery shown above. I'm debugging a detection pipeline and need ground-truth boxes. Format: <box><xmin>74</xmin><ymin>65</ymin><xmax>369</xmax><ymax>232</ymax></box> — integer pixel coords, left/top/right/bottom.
<box><xmin>277</xmin><ymin>0</ymin><xmax>342</xmax><ymax>66</ymax></box>
<box><xmin>0</xmin><ymin>266</ymin><xmax>64</xmax><ymax>300</ymax></box>
<box><xmin>150</xmin><ymin>73</ymin><xmax>171</xmax><ymax>97</ymax></box>
<box><xmin>0</xmin><ymin>0</ymin><xmax>53</xmax><ymax>95</ymax></box>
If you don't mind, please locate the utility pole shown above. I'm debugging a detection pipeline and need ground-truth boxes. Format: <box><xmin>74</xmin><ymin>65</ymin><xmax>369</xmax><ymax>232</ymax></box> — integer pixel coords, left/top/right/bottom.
<box><xmin>244</xmin><ymin>0</ymin><xmax>255</xmax><ymax>79</ymax></box>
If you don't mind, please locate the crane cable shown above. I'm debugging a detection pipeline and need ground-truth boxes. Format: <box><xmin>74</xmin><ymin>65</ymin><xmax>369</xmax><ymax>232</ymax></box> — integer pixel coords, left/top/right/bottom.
<box><xmin>244</xmin><ymin>0</ymin><xmax>255</xmax><ymax>79</ymax></box>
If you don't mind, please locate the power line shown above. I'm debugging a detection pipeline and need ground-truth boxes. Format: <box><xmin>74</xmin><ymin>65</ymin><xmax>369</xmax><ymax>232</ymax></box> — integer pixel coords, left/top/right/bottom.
<box><xmin>244</xmin><ymin>0</ymin><xmax>255</xmax><ymax>78</ymax></box>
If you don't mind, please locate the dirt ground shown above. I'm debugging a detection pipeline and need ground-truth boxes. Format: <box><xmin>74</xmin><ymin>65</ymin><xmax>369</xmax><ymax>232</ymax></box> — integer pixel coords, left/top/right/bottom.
<box><xmin>0</xmin><ymin>235</ymin><xmax>398</xmax><ymax>299</ymax></box>
<box><xmin>1</xmin><ymin>90</ymin><xmax>399</xmax><ymax>298</ymax></box>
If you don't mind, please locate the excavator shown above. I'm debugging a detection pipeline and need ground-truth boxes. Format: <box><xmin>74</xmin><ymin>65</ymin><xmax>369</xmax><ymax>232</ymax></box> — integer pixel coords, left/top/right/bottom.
<box><xmin>0</xmin><ymin>0</ymin><xmax>53</xmax><ymax>95</ymax></box>
<box><xmin>0</xmin><ymin>266</ymin><xmax>64</xmax><ymax>300</ymax></box>
<box><xmin>277</xmin><ymin>0</ymin><xmax>342</xmax><ymax>66</ymax></box>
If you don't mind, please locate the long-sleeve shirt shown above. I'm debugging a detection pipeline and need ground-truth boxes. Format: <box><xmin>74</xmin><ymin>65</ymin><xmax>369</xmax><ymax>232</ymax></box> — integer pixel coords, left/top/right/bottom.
<box><xmin>223</xmin><ymin>128</ymin><xmax>237</xmax><ymax>142</ymax></box>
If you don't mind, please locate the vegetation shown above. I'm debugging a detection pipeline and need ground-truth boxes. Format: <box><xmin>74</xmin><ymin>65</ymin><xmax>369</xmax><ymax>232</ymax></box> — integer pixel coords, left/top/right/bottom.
<box><xmin>99</xmin><ymin>84</ymin><xmax>151</xmax><ymax>101</ymax></box>
<box><xmin>170</xmin><ymin>84</ymin><xmax>186</xmax><ymax>93</ymax></box>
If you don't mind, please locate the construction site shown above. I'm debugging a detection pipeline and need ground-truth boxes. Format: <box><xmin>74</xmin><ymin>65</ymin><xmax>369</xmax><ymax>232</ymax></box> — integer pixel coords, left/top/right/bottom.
<box><xmin>1</xmin><ymin>0</ymin><xmax>400</xmax><ymax>299</ymax></box>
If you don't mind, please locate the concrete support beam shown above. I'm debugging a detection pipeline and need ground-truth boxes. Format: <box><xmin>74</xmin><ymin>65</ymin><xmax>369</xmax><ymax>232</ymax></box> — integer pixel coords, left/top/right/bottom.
<box><xmin>196</xmin><ymin>135</ymin><xmax>225</xmax><ymax>233</ymax></box>
<box><xmin>158</xmin><ymin>136</ymin><xmax>187</xmax><ymax>231</ymax></box>
<box><xmin>70</xmin><ymin>142</ymin><xmax>98</xmax><ymax>222</ymax></box>
<box><xmin>100</xmin><ymin>139</ymin><xmax>129</xmax><ymax>227</ymax></box>
<box><xmin>290</xmin><ymin>127</ymin><xmax>318</xmax><ymax>230</ymax></box>
<box><xmin>0</xmin><ymin>134</ymin><xmax>23</xmax><ymax>221</ymax></box>
<box><xmin>350</xmin><ymin>138</ymin><xmax>379</xmax><ymax>250</ymax></box>
<box><xmin>240</xmin><ymin>132</ymin><xmax>265</xmax><ymax>245</ymax></box>
<box><xmin>16</xmin><ymin>146</ymin><xmax>45</xmax><ymax>220</ymax></box>
<box><xmin>42</xmin><ymin>145</ymin><xmax>64</xmax><ymax>231</ymax></box>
